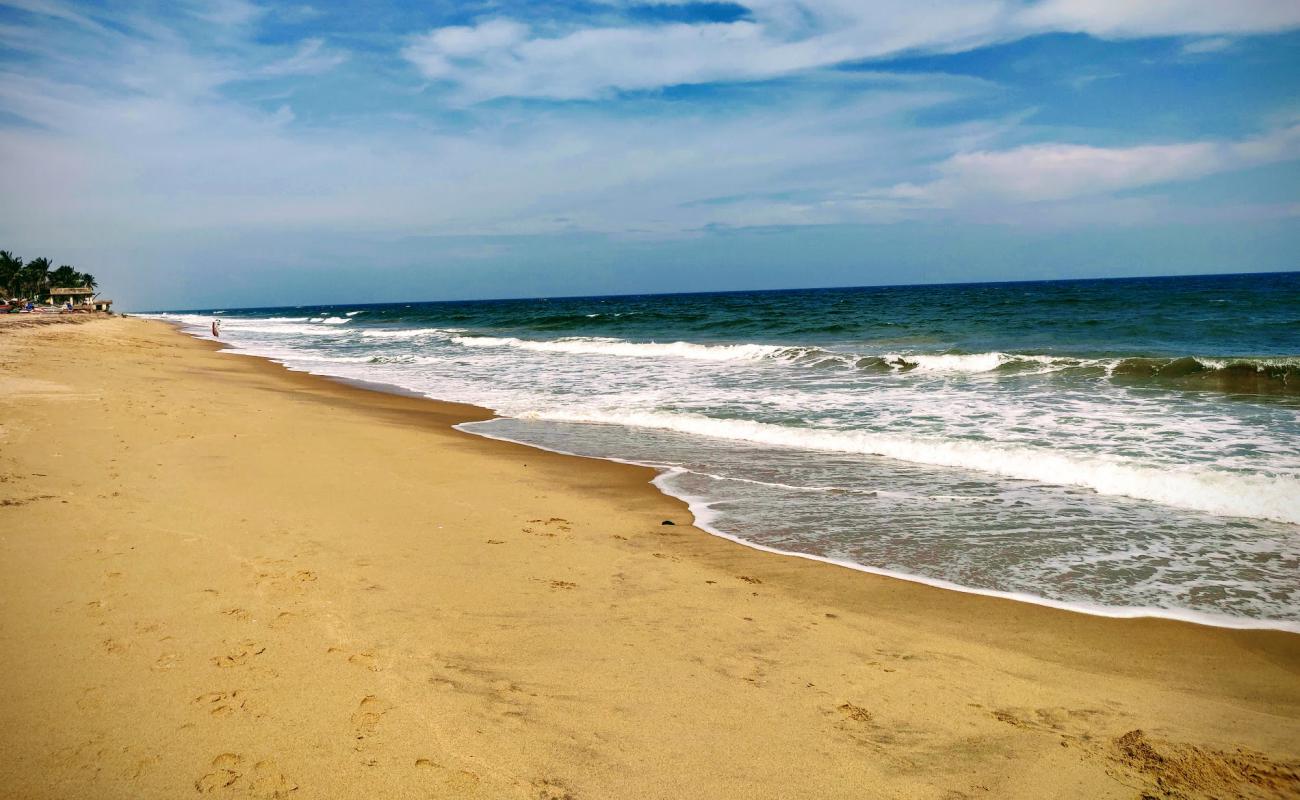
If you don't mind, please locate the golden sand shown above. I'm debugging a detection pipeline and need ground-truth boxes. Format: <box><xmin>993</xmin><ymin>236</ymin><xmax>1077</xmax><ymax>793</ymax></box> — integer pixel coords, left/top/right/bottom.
<box><xmin>1</xmin><ymin>316</ymin><xmax>1297</xmax><ymax>799</ymax></box>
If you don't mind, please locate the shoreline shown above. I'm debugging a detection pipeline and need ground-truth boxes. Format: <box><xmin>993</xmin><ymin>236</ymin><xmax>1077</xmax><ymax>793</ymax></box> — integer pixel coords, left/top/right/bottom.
<box><xmin>463</xmin><ymin>420</ymin><xmax>1300</xmax><ymax>635</ymax></box>
<box><xmin>3</xmin><ymin>316</ymin><xmax>1299</xmax><ymax>799</ymax></box>
<box><xmin>183</xmin><ymin>320</ymin><xmax>1300</xmax><ymax>634</ymax></box>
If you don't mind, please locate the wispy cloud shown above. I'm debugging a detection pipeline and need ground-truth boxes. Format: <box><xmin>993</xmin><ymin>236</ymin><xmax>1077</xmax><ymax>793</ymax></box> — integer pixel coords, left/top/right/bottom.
<box><xmin>404</xmin><ymin>0</ymin><xmax>1300</xmax><ymax>101</ymax></box>
<box><xmin>1181</xmin><ymin>36</ymin><xmax>1235</xmax><ymax>55</ymax></box>
<box><xmin>259</xmin><ymin>37</ymin><xmax>348</xmax><ymax>76</ymax></box>
<box><xmin>874</xmin><ymin>125</ymin><xmax>1300</xmax><ymax>209</ymax></box>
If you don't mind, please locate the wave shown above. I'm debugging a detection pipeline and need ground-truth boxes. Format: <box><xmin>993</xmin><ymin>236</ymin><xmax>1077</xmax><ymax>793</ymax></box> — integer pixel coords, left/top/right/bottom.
<box><xmin>359</xmin><ymin>328</ymin><xmax>458</xmax><ymax>340</ymax></box>
<box><xmin>1111</xmin><ymin>356</ymin><xmax>1299</xmax><ymax>394</ymax></box>
<box><xmin>449</xmin><ymin>335</ymin><xmax>1091</xmax><ymax>374</ymax></box>
<box><xmin>451</xmin><ymin>335</ymin><xmax>786</xmax><ymax>361</ymax></box>
<box><xmin>520</xmin><ymin>408</ymin><xmax>1300</xmax><ymax>526</ymax></box>
<box><xmin>654</xmin><ymin>470</ymin><xmax>1300</xmax><ymax>633</ymax></box>
<box><xmin>149</xmin><ymin>313</ymin><xmax>1299</xmax><ymax>392</ymax></box>
<box><xmin>448</xmin><ymin>332</ymin><xmax>1299</xmax><ymax>391</ymax></box>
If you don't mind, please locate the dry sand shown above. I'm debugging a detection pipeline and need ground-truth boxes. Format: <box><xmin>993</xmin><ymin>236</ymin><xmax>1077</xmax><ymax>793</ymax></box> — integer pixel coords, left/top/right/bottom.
<box><xmin>1</xmin><ymin>316</ymin><xmax>1298</xmax><ymax>799</ymax></box>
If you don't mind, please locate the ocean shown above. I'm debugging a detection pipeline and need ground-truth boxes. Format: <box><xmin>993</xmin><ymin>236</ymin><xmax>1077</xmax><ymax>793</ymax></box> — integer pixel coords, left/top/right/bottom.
<box><xmin>147</xmin><ymin>271</ymin><xmax>1300</xmax><ymax>630</ymax></box>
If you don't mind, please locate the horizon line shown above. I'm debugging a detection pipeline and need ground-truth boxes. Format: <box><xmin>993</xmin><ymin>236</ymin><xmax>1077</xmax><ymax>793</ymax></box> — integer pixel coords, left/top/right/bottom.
<box><xmin>140</xmin><ymin>267</ymin><xmax>1299</xmax><ymax>315</ymax></box>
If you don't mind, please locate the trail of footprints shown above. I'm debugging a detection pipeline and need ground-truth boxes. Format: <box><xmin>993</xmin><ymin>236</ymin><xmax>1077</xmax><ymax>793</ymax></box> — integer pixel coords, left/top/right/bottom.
<box><xmin>186</xmin><ymin>552</ymin><xmax>587</xmax><ymax>796</ymax></box>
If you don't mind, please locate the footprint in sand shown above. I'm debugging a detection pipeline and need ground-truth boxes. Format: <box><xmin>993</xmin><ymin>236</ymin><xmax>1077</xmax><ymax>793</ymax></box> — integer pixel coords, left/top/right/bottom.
<box><xmin>837</xmin><ymin>702</ymin><xmax>872</xmax><ymax>723</ymax></box>
<box><xmin>326</xmin><ymin>646</ymin><xmax>381</xmax><ymax>672</ymax></box>
<box><xmin>101</xmin><ymin>637</ymin><xmax>128</xmax><ymax>655</ymax></box>
<box><xmin>195</xmin><ymin>753</ymin><xmax>297</xmax><ymax>798</ymax></box>
<box><xmin>246</xmin><ymin>760</ymin><xmax>298</xmax><ymax>799</ymax></box>
<box><xmin>350</xmin><ymin>695</ymin><xmax>390</xmax><ymax>747</ymax></box>
<box><xmin>153</xmin><ymin>652</ymin><xmax>181</xmax><ymax>671</ymax></box>
<box><xmin>246</xmin><ymin>559</ymin><xmax>319</xmax><ymax>595</ymax></box>
<box><xmin>533</xmin><ymin>777</ymin><xmax>577</xmax><ymax>800</ymax></box>
<box><xmin>415</xmin><ymin>759</ymin><xmax>483</xmax><ymax>791</ymax></box>
<box><xmin>194</xmin><ymin>690</ymin><xmax>259</xmax><ymax>718</ymax></box>
<box><xmin>211</xmin><ymin>641</ymin><xmax>266</xmax><ymax>669</ymax></box>
<box><xmin>525</xmin><ymin>517</ymin><xmax>573</xmax><ymax>538</ymax></box>
<box><xmin>195</xmin><ymin>753</ymin><xmax>243</xmax><ymax>793</ymax></box>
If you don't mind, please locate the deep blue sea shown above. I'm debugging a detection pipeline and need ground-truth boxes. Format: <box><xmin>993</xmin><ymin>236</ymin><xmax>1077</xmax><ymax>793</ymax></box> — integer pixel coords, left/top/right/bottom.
<box><xmin>149</xmin><ymin>272</ymin><xmax>1300</xmax><ymax>629</ymax></box>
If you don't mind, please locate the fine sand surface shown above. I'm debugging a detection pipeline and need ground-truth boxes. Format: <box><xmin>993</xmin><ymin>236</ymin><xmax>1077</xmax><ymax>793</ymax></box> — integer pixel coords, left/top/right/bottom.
<box><xmin>1</xmin><ymin>316</ymin><xmax>1298</xmax><ymax>800</ymax></box>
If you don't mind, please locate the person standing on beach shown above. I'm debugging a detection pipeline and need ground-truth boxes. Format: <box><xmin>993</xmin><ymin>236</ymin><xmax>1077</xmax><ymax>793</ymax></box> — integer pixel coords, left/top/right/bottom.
<box><xmin>211</xmin><ymin>318</ymin><xmax>221</xmax><ymax>338</ymax></box>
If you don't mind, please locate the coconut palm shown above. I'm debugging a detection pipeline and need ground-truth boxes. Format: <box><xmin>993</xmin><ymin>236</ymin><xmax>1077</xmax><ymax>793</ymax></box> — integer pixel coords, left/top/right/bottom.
<box><xmin>0</xmin><ymin>250</ymin><xmax>20</xmax><ymax>297</ymax></box>
<box><xmin>49</xmin><ymin>264</ymin><xmax>82</xmax><ymax>288</ymax></box>
<box><xmin>81</xmin><ymin>272</ymin><xmax>97</xmax><ymax>290</ymax></box>
<box><xmin>21</xmin><ymin>256</ymin><xmax>52</xmax><ymax>300</ymax></box>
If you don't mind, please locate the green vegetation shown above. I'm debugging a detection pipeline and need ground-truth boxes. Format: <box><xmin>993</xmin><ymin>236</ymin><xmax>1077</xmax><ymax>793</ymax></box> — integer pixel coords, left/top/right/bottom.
<box><xmin>0</xmin><ymin>250</ymin><xmax>97</xmax><ymax>301</ymax></box>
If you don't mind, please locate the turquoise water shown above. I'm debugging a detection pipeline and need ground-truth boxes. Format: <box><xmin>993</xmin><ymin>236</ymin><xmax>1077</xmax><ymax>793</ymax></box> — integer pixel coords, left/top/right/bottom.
<box><xmin>150</xmin><ymin>272</ymin><xmax>1300</xmax><ymax>628</ymax></box>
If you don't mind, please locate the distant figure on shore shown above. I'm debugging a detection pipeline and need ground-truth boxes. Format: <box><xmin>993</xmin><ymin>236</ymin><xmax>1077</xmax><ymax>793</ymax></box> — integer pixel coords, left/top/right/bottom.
<box><xmin>211</xmin><ymin>319</ymin><xmax>221</xmax><ymax>338</ymax></box>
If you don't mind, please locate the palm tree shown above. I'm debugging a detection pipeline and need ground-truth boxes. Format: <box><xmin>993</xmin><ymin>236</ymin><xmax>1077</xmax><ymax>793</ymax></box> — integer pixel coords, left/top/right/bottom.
<box><xmin>81</xmin><ymin>273</ymin><xmax>97</xmax><ymax>290</ymax></box>
<box><xmin>21</xmin><ymin>257</ymin><xmax>52</xmax><ymax>300</ymax></box>
<box><xmin>0</xmin><ymin>251</ymin><xmax>20</xmax><ymax>298</ymax></box>
<box><xmin>49</xmin><ymin>264</ymin><xmax>81</xmax><ymax>288</ymax></box>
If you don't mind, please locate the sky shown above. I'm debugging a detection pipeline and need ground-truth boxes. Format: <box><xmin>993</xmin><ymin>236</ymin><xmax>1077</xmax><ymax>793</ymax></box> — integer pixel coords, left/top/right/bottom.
<box><xmin>0</xmin><ymin>0</ymin><xmax>1298</xmax><ymax>310</ymax></box>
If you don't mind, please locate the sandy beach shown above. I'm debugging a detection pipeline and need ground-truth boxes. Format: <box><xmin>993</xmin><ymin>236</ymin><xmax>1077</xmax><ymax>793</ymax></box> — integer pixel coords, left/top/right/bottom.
<box><xmin>1</xmin><ymin>315</ymin><xmax>1297</xmax><ymax>799</ymax></box>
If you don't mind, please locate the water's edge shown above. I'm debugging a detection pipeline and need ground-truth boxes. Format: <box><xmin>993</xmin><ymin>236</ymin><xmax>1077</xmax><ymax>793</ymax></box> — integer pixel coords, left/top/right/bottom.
<box><xmin>167</xmin><ymin>321</ymin><xmax>1300</xmax><ymax>635</ymax></box>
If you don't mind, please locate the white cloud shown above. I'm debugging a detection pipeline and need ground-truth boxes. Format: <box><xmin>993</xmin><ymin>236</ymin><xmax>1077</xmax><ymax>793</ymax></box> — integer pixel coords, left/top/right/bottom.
<box><xmin>876</xmin><ymin>125</ymin><xmax>1300</xmax><ymax>207</ymax></box>
<box><xmin>0</xmin><ymin>0</ymin><xmax>108</xmax><ymax>32</ymax></box>
<box><xmin>193</xmin><ymin>0</ymin><xmax>264</xmax><ymax>29</ymax></box>
<box><xmin>260</xmin><ymin>37</ymin><xmax>347</xmax><ymax>76</ymax></box>
<box><xmin>1181</xmin><ymin>37</ymin><xmax>1235</xmax><ymax>55</ymax></box>
<box><xmin>404</xmin><ymin>3</ymin><xmax>1011</xmax><ymax>101</ymax></box>
<box><xmin>0</xmin><ymin>37</ymin><xmax>999</xmax><ymax>243</ymax></box>
<box><xmin>404</xmin><ymin>0</ymin><xmax>1300</xmax><ymax>101</ymax></box>
<box><xmin>1018</xmin><ymin>0</ymin><xmax>1300</xmax><ymax>38</ymax></box>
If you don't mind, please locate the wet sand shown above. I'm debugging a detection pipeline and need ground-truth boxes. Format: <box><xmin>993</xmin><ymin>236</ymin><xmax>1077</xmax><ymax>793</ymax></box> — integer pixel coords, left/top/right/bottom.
<box><xmin>1</xmin><ymin>316</ymin><xmax>1297</xmax><ymax>799</ymax></box>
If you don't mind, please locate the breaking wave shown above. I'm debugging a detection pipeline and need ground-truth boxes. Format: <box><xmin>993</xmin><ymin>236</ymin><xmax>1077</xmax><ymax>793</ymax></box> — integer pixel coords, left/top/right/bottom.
<box><xmin>522</xmin><ymin>408</ymin><xmax>1300</xmax><ymax>525</ymax></box>
<box><xmin>449</xmin><ymin>333</ymin><xmax>1299</xmax><ymax>390</ymax></box>
<box><xmin>451</xmin><ymin>335</ymin><xmax>786</xmax><ymax>361</ymax></box>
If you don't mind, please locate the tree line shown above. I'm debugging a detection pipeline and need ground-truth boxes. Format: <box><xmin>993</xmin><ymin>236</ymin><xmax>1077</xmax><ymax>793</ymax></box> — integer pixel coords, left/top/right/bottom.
<box><xmin>1</xmin><ymin>250</ymin><xmax>97</xmax><ymax>301</ymax></box>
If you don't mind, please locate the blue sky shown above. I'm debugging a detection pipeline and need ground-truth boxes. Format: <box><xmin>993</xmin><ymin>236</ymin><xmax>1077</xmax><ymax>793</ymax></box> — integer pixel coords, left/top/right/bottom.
<box><xmin>0</xmin><ymin>0</ymin><xmax>1297</xmax><ymax>309</ymax></box>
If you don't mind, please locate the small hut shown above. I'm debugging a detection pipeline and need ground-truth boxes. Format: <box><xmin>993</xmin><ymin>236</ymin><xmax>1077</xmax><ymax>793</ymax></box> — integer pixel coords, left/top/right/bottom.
<box><xmin>50</xmin><ymin>286</ymin><xmax>112</xmax><ymax>312</ymax></box>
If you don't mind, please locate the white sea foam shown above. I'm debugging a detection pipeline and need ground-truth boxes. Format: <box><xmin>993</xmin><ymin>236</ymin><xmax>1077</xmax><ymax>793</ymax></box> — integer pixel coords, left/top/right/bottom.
<box><xmin>651</xmin><ymin>469</ymin><xmax>1300</xmax><ymax>633</ymax></box>
<box><xmin>884</xmin><ymin>352</ymin><xmax>1069</xmax><ymax>372</ymax></box>
<box><xmin>522</xmin><ymin>408</ymin><xmax>1300</xmax><ymax>525</ymax></box>
<box><xmin>448</xmin><ymin>333</ymin><xmax>1096</xmax><ymax>374</ymax></box>
<box><xmin>143</xmin><ymin>313</ymin><xmax>348</xmax><ymax>337</ymax></box>
<box><xmin>452</xmin><ymin>335</ymin><xmax>786</xmax><ymax>361</ymax></box>
<box><xmin>887</xmin><ymin>352</ymin><xmax>1007</xmax><ymax>372</ymax></box>
<box><xmin>360</xmin><ymin>328</ymin><xmax>455</xmax><ymax>339</ymax></box>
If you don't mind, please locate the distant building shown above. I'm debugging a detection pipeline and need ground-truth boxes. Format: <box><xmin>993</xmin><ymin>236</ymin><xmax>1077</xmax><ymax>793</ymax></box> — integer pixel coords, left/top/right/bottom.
<box><xmin>50</xmin><ymin>286</ymin><xmax>112</xmax><ymax>312</ymax></box>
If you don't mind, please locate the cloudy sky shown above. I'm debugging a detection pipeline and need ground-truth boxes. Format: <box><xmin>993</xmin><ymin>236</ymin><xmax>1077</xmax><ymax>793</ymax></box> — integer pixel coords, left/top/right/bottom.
<box><xmin>1</xmin><ymin>0</ymin><xmax>1297</xmax><ymax>309</ymax></box>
